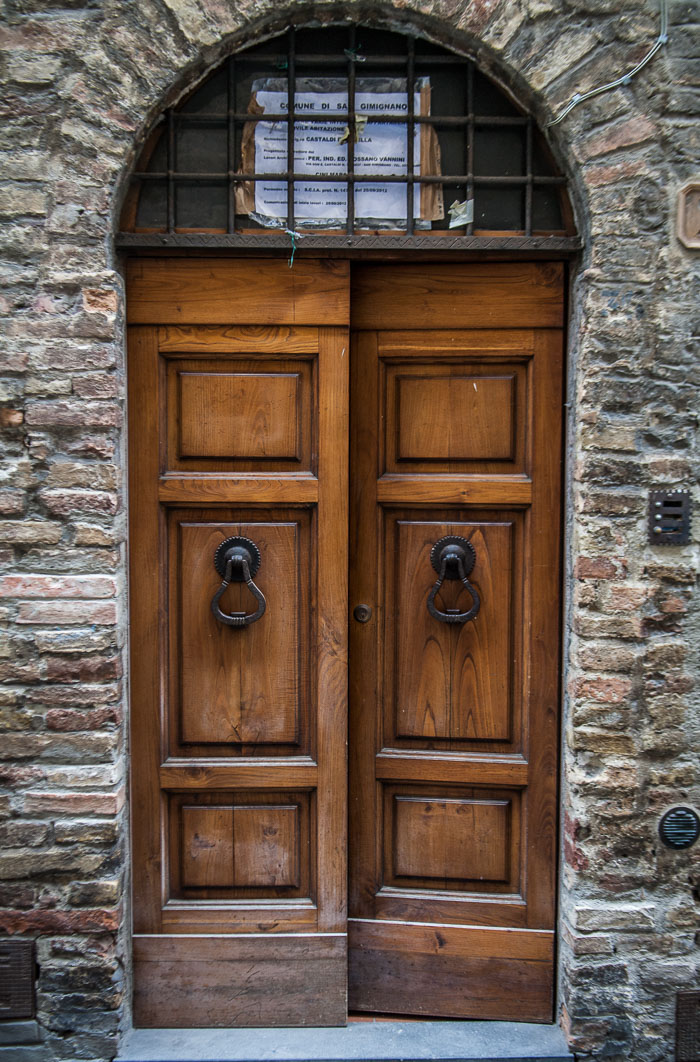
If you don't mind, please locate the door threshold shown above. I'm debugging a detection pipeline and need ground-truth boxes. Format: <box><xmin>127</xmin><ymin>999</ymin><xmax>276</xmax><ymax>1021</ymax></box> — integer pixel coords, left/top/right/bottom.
<box><xmin>117</xmin><ymin>1021</ymin><xmax>575</xmax><ymax>1062</ymax></box>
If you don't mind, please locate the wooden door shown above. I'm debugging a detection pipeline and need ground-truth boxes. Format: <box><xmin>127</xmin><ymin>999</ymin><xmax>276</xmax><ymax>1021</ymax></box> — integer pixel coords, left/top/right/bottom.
<box><xmin>127</xmin><ymin>258</ymin><xmax>564</xmax><ymax>1028</ymax></box>
<box><xmin>348</xmin><ymin>264</ymin><xmax>564</xmax><ymax>1021</ymax></box>
<box><xmin>127</xmin><ymin>259</ymin><xmax>349</xmax><ymax>1027</ymax></box>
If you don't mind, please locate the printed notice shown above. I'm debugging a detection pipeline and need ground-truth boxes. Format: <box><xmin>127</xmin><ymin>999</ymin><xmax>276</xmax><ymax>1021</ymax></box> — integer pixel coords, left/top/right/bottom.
<box><xmin>239</xmin><ymin>78</ymin><xmax>442</xmax><ymax>225</ymax></box>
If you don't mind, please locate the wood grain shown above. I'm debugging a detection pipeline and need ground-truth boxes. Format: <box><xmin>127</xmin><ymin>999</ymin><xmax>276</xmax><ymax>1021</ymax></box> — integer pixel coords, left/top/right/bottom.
<box><xmin>348</xmin><ymin>263</ymin><xmax>563</xmax><ymax>1019</ymax></box>
<box><xmin>133</xmin><ymin>933</ymin><xmax>347</xmax><ymax>1028</ymax></box>
<box><xmin>127</xmin><ymin>259</ymin><xmax>350</xmax><ymax>325</ymax></box>
<box><xmin>128</xmin><ymin>260</ymin><xmax>350</xmax><ymax>1027</ymax></box>
<box><xmin>376</xmin><ymin>476</ymin><xmax>532</xmax><ymax>506</ymax></box>
<box><xmin>158</xmin><ymin>476</ymin><xmax>319</xmax><ymax>505</ymax></box>
<box><xmin>178</xmin><ymin>371</ymin><xmax>300</xmax><ymax>459</ymax></box>
<box><xmin>351</xmin><ymin>263</ymin><xmax>564</xmax><ymax>330</ymax></box>
<box><xmin>348</xmin><ymin>921</ymin><xmax>553</xmax><ymax>1022</ymax></box>
<box><xmin>128</xmin><ymin>326</ymin><xmax>165</xmax><ymax>934</ymax></box>
<box><xmin>159</xmin><ymin>325</ymin><xmax>319</xmax><ymax>353</ymax></box>
<box><xmin>389</xmin><ymin>516</ymin><xmax>515</xmax><ymax>744</ymax></box>
<box><xmin>164</xmin><ymin>354</ymin><xmax>315</xmax><ymax>475</ymax></box>
<box><xmin>174</xmin><ymin>515</ymin><xmax>305</xmax><ymax>748</ymax></box>
<box><xmin>391</xmin><ymin>795</ymin><xmax>510</xmax><ymax>883</ymax></box>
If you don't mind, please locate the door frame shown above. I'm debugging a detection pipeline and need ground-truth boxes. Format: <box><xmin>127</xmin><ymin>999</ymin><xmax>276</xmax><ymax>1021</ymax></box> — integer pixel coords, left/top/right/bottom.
<box><xmin>122</xmin><ymin>249</ymin><xmax>573</xmax><ymax>1028</ymax></box>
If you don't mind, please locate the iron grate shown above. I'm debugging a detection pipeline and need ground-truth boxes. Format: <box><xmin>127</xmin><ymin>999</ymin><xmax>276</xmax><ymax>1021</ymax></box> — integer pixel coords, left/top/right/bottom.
<box><xmin>121</xmin><ymin>23</ymin><xmax>576</xmax><ymax>243</ymax></box>
<box><xmin>0</xmin><ymin>939</ymin><xmax>35</xmax><ymax>1020</ymax></box>
<box><xmin>677</xmin><ymin>991</ymin><xmax>700</xmax><ymax>1062</ymax></box>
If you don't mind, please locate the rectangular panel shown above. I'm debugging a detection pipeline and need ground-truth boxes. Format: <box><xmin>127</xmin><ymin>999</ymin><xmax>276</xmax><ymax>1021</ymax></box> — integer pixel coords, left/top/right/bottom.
<box><xmin>171</xmin><ymin>791</ymin><xmax>309</xmax><ymax>900</ymax></box>
<box><xmin>386</xmin><ymin>514</ymin><xmax>519</xmax><ymax>747</ymax></box>
<box><xmin>392</xmin><ymin>795</ymin><xmax>510</xmax><ymax>883</ymax></box>
<box><xmin>171</xmin><ymin>511</ymin><xmax>311</xmax><ymax>753</ymax></box>
<box><xmin>158</xmin><ymin>325</ymin><xmax>319</xmax><ymax>353</ymax></box>
<box><xmin>351</xmin><ymin>263</ymin><xmax>564</xmax><ymax>330</ymax></box>
<box><xmin>233</xmin><ymin>804</ymin><xmax>299</xmax><ymax>887</ymax></box>
<box><xmin>348</xmin><ymin>920</ymin><xmax>553</xmax><ymax>1022</ymax></box>
<box><xmin>384</xmin><ymin>360</ymin><xmax>527</xmax><ymax>475</ymax></box>
<box><xmin>133</xmin><ymin>933</ymin><xmax>346</xmax><ymax>1028</ymax></box>
<box><xmin>181</xmin><ymin>806</ymin><xmax>234</xmax><ymax>887</ymax></box>
<box><xmin>179</xmin><ymin>372</ymin><xmax>300</xmax><ymax>459</ymax></box>
<box><xmin>398</xmin><ymin>375</ymin><xmax>514</xmax><ymax>459</ymax></box>
<box><xmin>127</xmin><ymin>259</ymin><xmax>350</xmax><ymax>325</ymax></box>
<box><xmin>164</xmin><ymin>356</ymin><xmax>315</xmax><ymax>474</ymax></box>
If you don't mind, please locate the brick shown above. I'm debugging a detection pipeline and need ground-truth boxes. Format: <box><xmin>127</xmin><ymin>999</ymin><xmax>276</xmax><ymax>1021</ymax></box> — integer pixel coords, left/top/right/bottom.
<box><xmin>0</xmin><ymin>409</ymin><xmax>24</xmax><ymax>427</ymax></box>
<box><xmin>82</xmin><ymin>289</ymin><xmax>118</xmax><ymax>314</ymax></box>
<box><xmin>0</xmin><ymin>908</ymin><xmax>121</xmax><ymax>934</ymax></box>
<box><xmin>33</xmin><ymin>628</ymin><xmax>114</xmax><ymax>653</ymax></box>
<box><xmin>572</xmin><ymin>676</ymin><xmax>633</xmax><ymax>704</ymax></box>
<box><xmin>0</xmin><ymin>574</ymin><xmax>116</xmax><ymax>598</ymax></box>
<box><xmin>574</xmin><ymin>556</ymin><xmax>621</xmax><ymax>580</ymax></box>
<box><xmin>16</xmin><ymin>600</ymin><xmax>117</xmax><ymax>625</ymax></box>
<box><xmin>24</xmin><ymin>400</ymin><xmax>120</xmax><ymax>429</ymax></box>
<box><xmin>22</xmin><ymin>789</ymin><xmax>125</xmax><ymax>816</ymax></box>
<box><xmin>0</xmin><ymin>521</ymin><xmax>63</xmax><ymax>545</ymax></box>
<box><xmin>46</xmin><ymin>706</ymin><xmax>121</xmax><ymax>730</ymax></box>
<box><xmin>39</xmin><ymin>489</ymin><xmax>119</xmax><ymax>516</ymax></box>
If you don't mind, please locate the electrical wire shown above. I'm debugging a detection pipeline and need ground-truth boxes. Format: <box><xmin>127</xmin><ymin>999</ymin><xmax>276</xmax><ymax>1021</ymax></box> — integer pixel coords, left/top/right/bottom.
<box><xmin>548</xmin><ymin>0</ymin><xmax>669</xmax><ymax>125</ymax></box>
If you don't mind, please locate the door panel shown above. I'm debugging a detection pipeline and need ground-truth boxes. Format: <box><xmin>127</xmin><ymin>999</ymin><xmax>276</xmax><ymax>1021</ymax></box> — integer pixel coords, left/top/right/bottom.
<box><xmin>127</xmin><ymin>260</ymin><xmax>349</xmax><ymax>1027</ymax></box>
<box><xmin>348</xmin><ymin>264</ymin><xmax>563</xmax><ymax>1021</ymax></box>
<box><xmin>388</xmin><ymin>515</ymin><xmax>518</xmax><ymax>745</ymax></box>
<box><xmin>171</xmin><ymin>511</ymin><xmax>311</xmax><ymax>753</ymax></box>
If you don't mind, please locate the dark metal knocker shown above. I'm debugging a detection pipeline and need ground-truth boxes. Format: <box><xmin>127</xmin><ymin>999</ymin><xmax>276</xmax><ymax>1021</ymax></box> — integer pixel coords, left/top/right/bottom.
<box><xmin>211</xmin><ymin>536</ymin><xmax>266</xmax><ymax>627</ymax></box>
<box><xmin>427</xmin><ymin>536</ymin><xmax>480</xmax><ymax>625</ymax></box>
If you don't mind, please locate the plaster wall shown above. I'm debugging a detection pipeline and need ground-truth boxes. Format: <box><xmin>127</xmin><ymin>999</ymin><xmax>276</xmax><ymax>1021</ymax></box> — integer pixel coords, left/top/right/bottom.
<box><xmin>0</xmin><ymin>1</ymin><xmax>698</xmax><ymax>1059</ymax></box>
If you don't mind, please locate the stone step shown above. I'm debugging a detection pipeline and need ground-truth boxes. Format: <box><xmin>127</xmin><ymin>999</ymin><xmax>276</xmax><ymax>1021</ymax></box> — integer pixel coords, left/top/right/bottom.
<box><xmin>117</xmin><ymin>1021</ymin><xmax>576</xmax><ymax>1062</ymax></box>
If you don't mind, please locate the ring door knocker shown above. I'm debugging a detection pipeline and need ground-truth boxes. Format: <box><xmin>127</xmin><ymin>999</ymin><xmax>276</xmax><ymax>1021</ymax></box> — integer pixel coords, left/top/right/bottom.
<box><xmin>427</xmin><ymin>535</ymin><xmax>481</xmax><ymax>625</ymax></box>
<box><xmin>211</xmin><ymin>536</ymin><xmax>266</xmax><ymax>627</ymax></box>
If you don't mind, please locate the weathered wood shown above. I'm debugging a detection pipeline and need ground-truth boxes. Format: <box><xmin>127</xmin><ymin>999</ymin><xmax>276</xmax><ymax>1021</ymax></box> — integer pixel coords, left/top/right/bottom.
<box><xmin>133</xmin><ymin>933</ymin><xmax>347</xmax><ymax>1028</ymax></box>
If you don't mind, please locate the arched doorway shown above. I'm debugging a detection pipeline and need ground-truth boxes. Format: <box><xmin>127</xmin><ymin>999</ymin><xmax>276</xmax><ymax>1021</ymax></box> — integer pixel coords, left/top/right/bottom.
<box><xmin>120</xmin><ymin>20</ymin><xmax>578</xmax><ymax>1028</ymax></box>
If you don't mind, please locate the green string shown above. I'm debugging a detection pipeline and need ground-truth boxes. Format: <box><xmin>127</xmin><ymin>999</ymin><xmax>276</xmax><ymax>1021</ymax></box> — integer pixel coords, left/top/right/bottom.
<box><xmin>284</xmin><ymin>228</ymin><xmax>303</xmax><ymax>267</ymax></box>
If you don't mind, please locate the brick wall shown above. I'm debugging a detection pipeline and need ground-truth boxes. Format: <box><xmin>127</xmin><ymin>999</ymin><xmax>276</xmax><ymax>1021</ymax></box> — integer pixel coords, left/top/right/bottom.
<box><xmin>0</xmin><ymin>1</ymin><xmax>697</xmax><ymax>1060</ymax></box>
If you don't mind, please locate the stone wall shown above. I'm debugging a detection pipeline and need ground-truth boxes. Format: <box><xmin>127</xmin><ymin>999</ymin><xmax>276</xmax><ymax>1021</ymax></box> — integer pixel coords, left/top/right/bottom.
<box><xmin>0</xmin><ymin>0</ymin><xmax>697</xmax><ymax>1059</ymax></box>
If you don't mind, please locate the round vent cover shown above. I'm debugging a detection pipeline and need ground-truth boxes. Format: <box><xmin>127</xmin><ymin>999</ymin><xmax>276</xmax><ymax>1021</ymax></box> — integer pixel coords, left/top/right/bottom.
<box><xmin>658</xmin><ymin>807</ymin><xmax>700</xmax><ymax>850</ymax></box>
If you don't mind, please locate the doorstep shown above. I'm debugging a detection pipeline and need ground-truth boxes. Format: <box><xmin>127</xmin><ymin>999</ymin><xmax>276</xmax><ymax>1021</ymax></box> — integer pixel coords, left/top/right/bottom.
<box><xmin>117</xmin><ymin>1021</ymin><xmax>576</xmax><ymax>1062</ymax></box>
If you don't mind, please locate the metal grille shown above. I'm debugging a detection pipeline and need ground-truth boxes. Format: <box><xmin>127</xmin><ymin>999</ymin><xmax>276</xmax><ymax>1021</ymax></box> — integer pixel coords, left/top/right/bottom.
<box><xmin>677</xmin><ymin>991</ymin><xmax>700</xmax><ymax>1062</ymax></box>
<box><xmin>0</xmin><ymin>939</ymin><xmax>35</xmax><ymax>1020</ymax></box>
<box><xmin>120</xmin><ymin>24</ymin><xmax>578</xmax><ymax>250</ymax></box>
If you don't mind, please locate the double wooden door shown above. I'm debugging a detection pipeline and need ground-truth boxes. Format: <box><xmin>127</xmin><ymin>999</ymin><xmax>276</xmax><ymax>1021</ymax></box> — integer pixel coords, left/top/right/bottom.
<box><xmin>127</xmin><ymin>258</ymin><xmax>564</xmax><ymax>1028</ymax></box>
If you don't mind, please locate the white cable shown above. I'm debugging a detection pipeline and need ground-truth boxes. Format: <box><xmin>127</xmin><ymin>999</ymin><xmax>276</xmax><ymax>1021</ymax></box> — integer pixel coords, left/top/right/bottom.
<box><xmin>548</xmin><ymin>0</ymin><xmax>669</xmax><ymax>125</ymax></box>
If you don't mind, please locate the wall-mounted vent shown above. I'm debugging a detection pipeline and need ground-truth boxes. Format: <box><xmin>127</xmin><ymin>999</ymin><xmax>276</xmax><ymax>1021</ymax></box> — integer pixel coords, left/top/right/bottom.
<box><xmin>0</xmin><ymin>939</ymin><xmax>35</xmax><ymax>1019</ymax></box>
<box><xmin>676</xmin><ymin>990</ymin><xmax>700</xmax><ymax>1062</ymax></box>
<box><xmin>649</xmin><ymin>489</ymin><xmax>691</xmax><ymax>545</ymax></box>
<box><xmin>659</xmin><ymin>807</ymin><xmax>700</xmax><ymax>851</ymax></box>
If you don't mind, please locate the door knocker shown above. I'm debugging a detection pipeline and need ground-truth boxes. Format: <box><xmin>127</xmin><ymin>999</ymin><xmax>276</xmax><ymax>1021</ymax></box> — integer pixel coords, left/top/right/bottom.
<box><xmin>427</xmin><ymin>536</ymin><xmax>480</xmax><ymax>625</ymax></box>
<box><xmin>211</xmin><ymin>536</ymin><xmax>266</xmax><ymax>627</ymax></box>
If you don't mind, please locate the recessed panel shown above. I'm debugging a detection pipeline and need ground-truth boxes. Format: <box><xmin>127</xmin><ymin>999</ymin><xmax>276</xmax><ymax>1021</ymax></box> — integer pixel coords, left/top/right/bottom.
<box><xmin>383</xmin><ymin>360</ymin><xmax>527</xmax><ymax>475</ymax></box>
<box><xmin>385</xmin><ymin>514</ymin><xmax>519</xmax><ymax>747</ymax></box>
<box><xmin>164</xmin><ymin>356</ymin><xmax>315</xmax><ymax>473</ymax></box>
<box><xmin>171</xmin><ymin>791</ymin><xmax>310</xmax><ymax>900</ymax></box>
<box><xmin>396</xmin><ymin>375</ymin><xmax>515</xmax><ymax>461</ymax></box>
<box><xmin>169</xmin><ymin>509</ymin><xmax>312</xmax><ymax>754</ymax></box>
<box><xmin>383</xmin><ymin>785</ymin><xmax>520</xmax><ymax>894</ymax></box>
<box><xmin>393</xmin><ymin>796</ymin><xmax>509</xmax><ymax>882</ymax></box>
<box><xmin>179</xmin><ymin>372</ymin><xmax>300</xmax><ymax>459</ymax></box>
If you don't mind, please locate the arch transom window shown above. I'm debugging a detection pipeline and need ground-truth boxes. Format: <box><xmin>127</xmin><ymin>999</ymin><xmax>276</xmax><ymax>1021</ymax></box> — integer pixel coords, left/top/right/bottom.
<box><xmin>119</xmin><ymin>24</ymin><xmax>578</xmax><ymax>251</ymax></box>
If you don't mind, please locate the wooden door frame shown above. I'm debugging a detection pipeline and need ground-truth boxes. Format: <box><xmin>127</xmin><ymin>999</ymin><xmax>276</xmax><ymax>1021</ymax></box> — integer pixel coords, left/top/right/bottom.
<box><xmin>122</xmin><ymin>249</ymin><xmax>573</xmax><ymax>1028</ymax></box>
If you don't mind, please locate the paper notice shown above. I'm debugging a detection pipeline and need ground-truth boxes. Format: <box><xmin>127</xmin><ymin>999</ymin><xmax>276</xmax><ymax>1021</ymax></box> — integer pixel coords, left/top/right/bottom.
<box><xmin>238</xmin><ymin>78</ymin><xmax>442</xmax><ymax>225</ymax></box>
